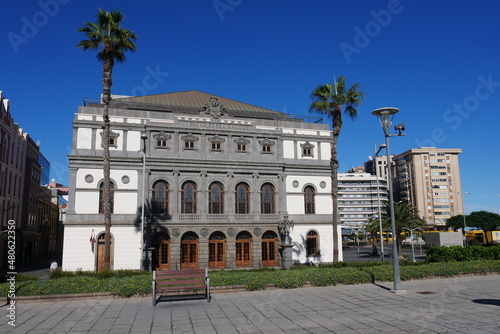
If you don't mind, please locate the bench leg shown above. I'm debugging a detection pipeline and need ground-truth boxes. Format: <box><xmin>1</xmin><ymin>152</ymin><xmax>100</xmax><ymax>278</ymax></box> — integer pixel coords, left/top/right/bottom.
<box><xmin>206</xmin><ymin>277</ymin><xmax>211</xmax><ymax>302</ymax></box>
<box><xmin>152</xmin><ymin>279</ymin><xmax>156</xmax><ymax>306</ymax></box>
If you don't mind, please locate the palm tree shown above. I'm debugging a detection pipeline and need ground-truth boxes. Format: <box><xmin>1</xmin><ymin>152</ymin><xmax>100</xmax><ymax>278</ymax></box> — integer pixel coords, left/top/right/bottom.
<box><xmin>77</xmin><ymin>9</ymin><xmax>138</xmax><ymax>271</ymax></box>
<box><xmin>381</xmin><ymin>201</ymin><xmax>426</xmax><ymax>259</ymax></box>
<box><xmin>309</xmin><ymin>76</ymin><xmax>364</xmax><ymax>262</ymax></box>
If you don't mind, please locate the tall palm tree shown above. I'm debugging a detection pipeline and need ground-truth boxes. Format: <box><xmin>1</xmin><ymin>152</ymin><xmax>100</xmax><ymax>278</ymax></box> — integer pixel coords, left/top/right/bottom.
<box><xmin>309</xmin><ymin>76</ymin><xmax>364</xmax><ymax>262</ymax></box>
<box><xmin>77</xmin><ymin>9</ymin><xmax>138</xmax><ymax>271</ymax></box>
<box><xmin>381</xmin><ymin>201</ymin><xmax>427</xmax><ymax>259</ymax></box>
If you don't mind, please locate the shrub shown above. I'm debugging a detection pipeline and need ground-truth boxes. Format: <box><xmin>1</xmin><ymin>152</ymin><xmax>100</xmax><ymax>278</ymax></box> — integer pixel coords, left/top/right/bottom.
<box><xmin>2</xmin><ymin>260</ymin><xmax>500</xmax><ymax>297</ymax></box>
<box><xmin>245</xmin><ymin>276</ymin><xmax>266</xmax><ymax>291</ymax></box>
<box><xmin>15</xmin><ymin>274</ymin><xmax>39</xmax><ymax>282</ymax></box>
<box><xmin>275</xmin><ymin>271</ymin><xmax>303</xmax><ymax>289</ymax></box>
<box><xmin>426</xmin><ymin>245</ymin><xmax>500</xmax><ymax>262</ymax></box>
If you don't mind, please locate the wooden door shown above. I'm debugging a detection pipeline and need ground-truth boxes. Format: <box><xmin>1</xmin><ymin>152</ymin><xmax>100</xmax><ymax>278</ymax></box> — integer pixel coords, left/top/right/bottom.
<box><xmin>158</xmin><ymin>241</ymin><xmax>170</xmax><ymax>270</ymax></box>
<box><xmin>181</xmin><ymin>240</ymin><xmax>198</xmax><ymax>269</ymax></box>
<box><xmin>209</xmin><ymin>240</ymin><xmax>226</xmax><ymax>269</ymax></box>
<box><xmin>236</xmin><ymin>240</ymin><xmax>252</xmax><ymax>268</ymax></box>
<box><xmin>261</xmin><ymin>238</ymin><xmax>277</xmax><ymax>267</ymax></box>
<box><xmin>96</xmin><ymin>234</ymin><xmax>113</xmax><ymax>272</ymax></box>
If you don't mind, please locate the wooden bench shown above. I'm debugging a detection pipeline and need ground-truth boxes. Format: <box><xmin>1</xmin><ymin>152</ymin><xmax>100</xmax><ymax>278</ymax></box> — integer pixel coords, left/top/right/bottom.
<box><xmin>152</xmin><ymin>268</ymin><xmax>211</xmax><ymax>306</ymax></box>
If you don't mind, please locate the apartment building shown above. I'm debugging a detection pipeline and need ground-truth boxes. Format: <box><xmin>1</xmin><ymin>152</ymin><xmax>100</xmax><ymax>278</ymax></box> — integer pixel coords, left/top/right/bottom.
<box><xmin>338</xmin><ymin>172</ymin><xmax>388</xmax><ymax>229</ymax></box>
<box><xmin>393</xmin><ymin>147</ymin><xmax>463</xmax><ymax>229</ymax></box>
<box><xmin>0</xmin><ymin>91</ymin><xmax>61</xmax><ymax>269</ymax></box>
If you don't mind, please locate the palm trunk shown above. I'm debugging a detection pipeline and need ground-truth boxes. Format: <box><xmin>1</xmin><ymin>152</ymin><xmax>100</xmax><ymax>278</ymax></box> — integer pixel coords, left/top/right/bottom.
<box><xmin>330</xmin><ymin>137</ymin><xmax>340</xmax><ymax>262</ymax></box>
<box><xmin>331</xmin><ymin>110</ymin><xmax>342</xmax><ymax>262</ymax></box>
<box><xmin>101</xmin><ymin>52</ymin><xmax>114</xmax><ymax>271</ymax></box>
<box><xmin>371</xmin><ymin>237</ymin><xmax>379</xmax><ymax>256</ymax></box>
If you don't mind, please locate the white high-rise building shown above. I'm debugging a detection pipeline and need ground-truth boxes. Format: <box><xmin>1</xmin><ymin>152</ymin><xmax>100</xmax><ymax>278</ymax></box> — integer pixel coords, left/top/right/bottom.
<box><xmin>338</xmin><ymin>172</ymin><xmax>388</xmax><ymax>229</ymax></box>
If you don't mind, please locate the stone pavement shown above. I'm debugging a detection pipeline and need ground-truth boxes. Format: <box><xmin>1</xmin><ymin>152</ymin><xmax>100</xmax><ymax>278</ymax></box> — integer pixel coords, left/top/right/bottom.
<box><xmin>2</xmin><ymin>275</ymin><xmax>500</xmax><ymax>334</ymax></box>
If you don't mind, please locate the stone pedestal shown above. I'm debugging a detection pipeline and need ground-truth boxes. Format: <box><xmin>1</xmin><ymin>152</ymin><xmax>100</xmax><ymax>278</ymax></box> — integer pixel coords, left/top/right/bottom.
<box><xmin>280</xmin><ymin>244</ymin><xmax>294</xmax><ymax>268</ymax></box>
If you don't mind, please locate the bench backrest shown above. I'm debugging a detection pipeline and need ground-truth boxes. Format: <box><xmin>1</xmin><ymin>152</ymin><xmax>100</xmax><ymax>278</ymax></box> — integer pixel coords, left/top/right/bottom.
<box><xmin>154</xmin><ymin>268</ymin><xmax>208</xmax><ymax>288</ymax></box>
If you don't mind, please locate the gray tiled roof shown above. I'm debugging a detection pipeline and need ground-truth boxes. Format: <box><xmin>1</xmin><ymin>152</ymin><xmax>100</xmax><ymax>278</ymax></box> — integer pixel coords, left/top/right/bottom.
<box><xmin>111</xmin><ymin>90</ymin><xmax>288</xmax><ymax>117</ymax></box>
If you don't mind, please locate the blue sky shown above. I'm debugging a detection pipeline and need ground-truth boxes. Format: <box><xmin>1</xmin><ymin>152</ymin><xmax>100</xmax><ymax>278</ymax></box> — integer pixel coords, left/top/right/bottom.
<box><xmin>2</xmin><ymin>0</ymin><xmax>499</xmax><ymax>214</ymax></box>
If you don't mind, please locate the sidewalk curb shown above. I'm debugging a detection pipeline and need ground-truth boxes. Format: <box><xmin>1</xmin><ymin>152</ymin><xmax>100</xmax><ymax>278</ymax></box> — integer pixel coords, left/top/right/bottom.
<box><xmin>1</xmin><ymin>283</ymin><xmax>292</xmax><ymax>304</ymax></box>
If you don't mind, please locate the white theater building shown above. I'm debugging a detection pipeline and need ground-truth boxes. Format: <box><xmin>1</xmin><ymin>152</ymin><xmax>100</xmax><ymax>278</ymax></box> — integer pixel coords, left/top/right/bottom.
<box><xmin>63</xmin><ymin>90</ymin><xmax>342</xmax><ymax>271</ymax></box>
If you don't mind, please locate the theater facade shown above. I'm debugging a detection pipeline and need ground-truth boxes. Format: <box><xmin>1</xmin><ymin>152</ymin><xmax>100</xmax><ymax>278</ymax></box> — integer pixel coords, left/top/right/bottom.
<box><xmin>62</xmin><ymin>90</ymin><xmax>342</xmax><ymax>271</ymax></box>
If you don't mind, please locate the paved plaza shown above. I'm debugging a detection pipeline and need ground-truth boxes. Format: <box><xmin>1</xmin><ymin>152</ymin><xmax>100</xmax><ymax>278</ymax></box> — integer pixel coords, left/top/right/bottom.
<box><xmin>2</xmin><ymin>274</ymin><xmax>500</xmax><ymax>333</ymax></box>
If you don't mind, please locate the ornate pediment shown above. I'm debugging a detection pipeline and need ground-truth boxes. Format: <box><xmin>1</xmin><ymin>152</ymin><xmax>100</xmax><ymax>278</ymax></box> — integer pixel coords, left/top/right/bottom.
<box><xmin>258</xmin><ymin>138</ymin><xmax>275</xmax><ymax>146</ymax></box>
<box><xmin>181</xmin><ymin>133</ymin><xmax>200</xmax><ymax>142</ymax></box>
<box><xmin>233</xmin><ymin>136</ymin><xmax>251</xmax><ymax>145</ymax></box>
<box><xmin>208</xmin><ymin>135</ymin><xmax>225</xmax><ymax>143</ymax></box>
<box><xmin>153</xmin><ymin>131</ymin><xmax>172</xmax><ymax>140</ymax></box>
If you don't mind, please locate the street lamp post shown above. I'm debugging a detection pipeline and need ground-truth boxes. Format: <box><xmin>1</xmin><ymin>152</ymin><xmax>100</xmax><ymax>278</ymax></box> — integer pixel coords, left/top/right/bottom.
<box><xmin>458</xmin><ymin>191</ymin><xmax>468</xmax><ymax>246</ymax></box>
<box><xmin>373</xmin><ymin>143</ymin><xmax>387</xmax><ymax>261</ymax></box>
<box><xmin>140</xmin><ymin>134</ymin><xmax>148</xmax><ymax>271</ymax></box>
<box><xmin>372</xmin><ymin>107</ymin><xmax>405</xmax><ymax>293</ymax></box>
<box><xmin>403</xmin><ymin>227</ymin><xmax>420</xmax><ymax>262</ymax></box>
<box><xmin>457</xmin><ymin>191</ymin><xmax>468</xmax><ymax>231</ymax></box>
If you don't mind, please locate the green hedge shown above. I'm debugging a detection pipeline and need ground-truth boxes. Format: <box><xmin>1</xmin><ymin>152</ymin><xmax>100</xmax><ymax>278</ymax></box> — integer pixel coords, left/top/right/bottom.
<box><xmin>2</xmin><ymin>260</ymin><xmax>500</xmax><ymax>297</ymax></box>
<box><xmin>426</xmin><ymin>245</ymin><xmax>500</xmax><ymax>262</ymax></box>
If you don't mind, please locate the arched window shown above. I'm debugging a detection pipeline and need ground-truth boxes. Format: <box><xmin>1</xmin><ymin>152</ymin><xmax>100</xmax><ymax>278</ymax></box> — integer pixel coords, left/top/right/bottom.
<box><xmin>209</xmin><ymin>182</ymin><xmax>224</xmax><ymax>214</ymax></box>
<box><xmin>209</xmin><ymin>231</ymin><xmax>226</xmax><ymax>269</ymax></box>
<box><xmin>181</xmin><ymin>232</ymin><xmax>198</xmax><ymax>269</ymax></box>
<box><xmin>181</xmin><ymin>181</ymin><xmax>197</xmax><ymax>214</ymax></box>
<box><xmin>304</xmin><ymin>186</ymin><xmax>315</xmax><ymax>214</ymax></box>
<box><xmin>235</xmin><ymin>231</ymin><xmax>252</xmax><ymax>268</ymax></box>
<box><xmin>260</xmin><ymin>183</ymin><xmax>275</xmax><ymax>214</ymax></box>
<box><xmin>152</xmin><ymin>181</ymin><xmax>169</xmax><ymax>214</ymax></box>
<box><xmin>235</xmin><ymin>183</ymin><xmax>250</xmax><ymax>214</ymax></box>
<box><xmin>306</xmin><ymin>230</ymin><xmax>319</xmax><ymax>256</ymax></box>
<box><xmin>99</xmin><ymin>182</ymin><xmax>115</xmax><ymax>214</ymax></box>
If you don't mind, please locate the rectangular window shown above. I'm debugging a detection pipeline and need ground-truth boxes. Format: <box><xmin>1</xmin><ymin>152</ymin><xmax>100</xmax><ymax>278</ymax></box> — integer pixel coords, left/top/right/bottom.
<box><xmin>156</xmin><ymin>139</ymin><xmax>168</xmax><ymax>148</ymax></box>
<box><xmin>262</xmin><ymin>145</ymin><xmax>272</xmax><ymax>153</ymax></box>
<box><xmin>211</xmin><ymin>142</ymin><xmax>221</xmax><ymax>151</ymax></box>
<box><xmin>184</xmin><ymin>141</ymin><xmax>195</xmax><ymax>150</ymax></box>
<box><xmin>237</xmin><ymin>143</ymin><xmax>247</xmax><ymax>152</ymax></box>
<box><xmin>303</xmin><ymin>148</ymin><xmax>313</xmax><ymax>157</ymax></box>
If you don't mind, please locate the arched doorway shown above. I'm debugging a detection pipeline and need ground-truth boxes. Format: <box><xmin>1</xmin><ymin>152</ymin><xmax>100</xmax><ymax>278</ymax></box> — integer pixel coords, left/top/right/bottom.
<box><xmin>209</xmin><ymin>231</ymin><xmax>226</xmax><ymax>269</ymax></box>
<box><xmin>96</xmin><ymin>233</ymin><xmax>113</xmax><ymax>272</ymax></box>
<box><xmin>152</xmin><ymin>232</ymin><xmax>170</xmax><ymax>271</ymax></box>
<box><xmin>180</xmin><ymin>232</ymin><xmax>198</xmax><ymax>269</ymax></box>
<box><xmin>262</xmin><ymin>231</ymin><xmax>277</xmax><ymax>267</ymax></box>
<box><xmin>236</xmin><ymin>231</ymin><xmax>252</xmax><ymax>268</ymax></box>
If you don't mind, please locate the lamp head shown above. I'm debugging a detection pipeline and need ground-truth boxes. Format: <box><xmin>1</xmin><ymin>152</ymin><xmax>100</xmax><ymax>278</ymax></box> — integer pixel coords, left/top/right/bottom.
<box><xmin>372</xmin><ymin>107</ymin><xmax>399</xmax><ymax>135</ymax></box>
<box><xmin>371</xmin><ymin>107</ymin><xmax>399</xmax><ymax>117</ymax></box>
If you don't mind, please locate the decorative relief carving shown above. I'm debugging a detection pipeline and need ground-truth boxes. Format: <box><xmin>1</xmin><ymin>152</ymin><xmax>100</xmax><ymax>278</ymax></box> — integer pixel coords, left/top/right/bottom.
<box><xmin>202</xmin><ymin>97</ymin><xmax>226</xmax><ymax>119</ymax></box>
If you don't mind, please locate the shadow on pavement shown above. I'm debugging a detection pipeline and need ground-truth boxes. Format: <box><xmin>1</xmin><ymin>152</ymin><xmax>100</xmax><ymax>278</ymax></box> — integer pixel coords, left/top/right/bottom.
<box><xmin>472</xmin><ymin>299</ymin><xmax>500</xmax><ymax>306</ymax></box>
